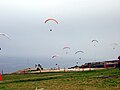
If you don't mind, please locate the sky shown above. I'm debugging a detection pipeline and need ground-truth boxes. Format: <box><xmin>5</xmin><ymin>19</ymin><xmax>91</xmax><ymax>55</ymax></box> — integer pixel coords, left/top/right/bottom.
<box><xmin>0</xmin><ymin>0</ymin><xmax>120</xmax><ymax>73</ymax></box>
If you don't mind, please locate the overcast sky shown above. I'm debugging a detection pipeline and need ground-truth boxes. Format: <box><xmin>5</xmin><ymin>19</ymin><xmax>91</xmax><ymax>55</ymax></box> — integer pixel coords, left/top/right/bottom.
<box><xmin>0</xmin><ymin>0</ymin><xmax>120</xmax><ymax>72</ymax></box>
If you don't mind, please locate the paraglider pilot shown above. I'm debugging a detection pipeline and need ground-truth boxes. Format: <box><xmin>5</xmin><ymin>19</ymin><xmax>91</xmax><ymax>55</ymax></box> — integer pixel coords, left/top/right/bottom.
<box><xmin>50</xmin><ymin>29</ymin><xmax>52</xmax><ymax>31</ymax></box>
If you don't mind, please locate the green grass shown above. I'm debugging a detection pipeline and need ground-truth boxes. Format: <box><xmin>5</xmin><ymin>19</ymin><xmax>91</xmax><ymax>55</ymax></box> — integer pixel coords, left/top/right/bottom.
<box><xmin>0</xmin><ymin>68</ymin><xmax>120</xmax><ymax>90</ymax></box>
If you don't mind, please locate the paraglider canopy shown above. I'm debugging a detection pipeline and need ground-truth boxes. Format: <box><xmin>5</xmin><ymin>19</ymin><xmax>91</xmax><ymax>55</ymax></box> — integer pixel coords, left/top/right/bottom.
<box><xmin>75</xmin><ymin>51</ymin><xmax>84</xmax><ymax>54</ymax></box>
<box><xmin>52</xmin><ymin>55</ymin><xmax>59</xmax><ymax>59</ymax></box>
<box><xmin>63</xmin><ymin>46</ymin><xmax>70</xmax><ymax>50</ymax></box>
<box><xmin>92</xmin><ymin>40</ymin><xmax>98</xmax><ymax>43</ymax></box>
<box><xmin>44</xmin><ymin>18</ymin><xmax>58</xmax><ymax>24</ymax></box>
<box><xmin>0</xmin><ymin>33</ymin><xmax>10</xmax><ymax>40</ymax></box>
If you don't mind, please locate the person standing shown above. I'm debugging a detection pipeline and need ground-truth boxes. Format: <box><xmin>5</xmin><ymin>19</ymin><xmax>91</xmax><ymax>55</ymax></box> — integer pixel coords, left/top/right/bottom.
<box><xmin>35</xmin><ymin>64</ymin><xmax>37</xmax><ymax>68</ymax></box>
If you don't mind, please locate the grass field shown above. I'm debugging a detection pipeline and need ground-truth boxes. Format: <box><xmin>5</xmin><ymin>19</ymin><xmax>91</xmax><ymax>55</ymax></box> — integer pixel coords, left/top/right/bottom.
<box><xmin>0</xmin><ymin>68</ymin><xmax>120</xmax><ymax>90</ymax></box>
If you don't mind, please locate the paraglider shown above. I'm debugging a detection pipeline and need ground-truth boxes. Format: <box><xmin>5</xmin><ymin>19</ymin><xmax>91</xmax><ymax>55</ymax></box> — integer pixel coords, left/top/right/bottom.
<box><xmin>52</xmin><ymin>55</ymin><xmax>56</xmax><ymax>58</ymax></box>
<box><xmin>0</xmin><ymin>33</ymin><xmax>10</xmax><ymax>40</ymax></box>
<box><xmin>63</xmin><ymin>46</ymin><xmax>70</xmax><ymax>54</ymax></box>
<box><xmin>91</xmin><ymin>40</ymin><xmax>98</xmax><ymax>46</ymax></box>
<box><xmin>52</xmin><ymin>55</ymin><xmax>59</xmax><ymax>58</ymax></box>
<box><xmin>112</xmin><ymin>43</ymin><xmax>119</xmax><ymax>50</ymax></box>
<box><xmin>75</xmin><ymin>50</ymin><xmax>84</xmax><ymax>60</ymax></box>
<box><xmin>44</xmin><ymin>18</ymin><xmax>58</xmax><ymax>31</ymax></box>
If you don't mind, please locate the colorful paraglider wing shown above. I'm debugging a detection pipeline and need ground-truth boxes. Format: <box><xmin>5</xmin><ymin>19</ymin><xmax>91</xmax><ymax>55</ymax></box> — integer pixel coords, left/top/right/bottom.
<box><xmin>45</xmin><ymin>18</ymin><xmax>58</xmax><ymax>24</ymax></box>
